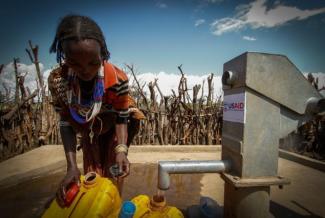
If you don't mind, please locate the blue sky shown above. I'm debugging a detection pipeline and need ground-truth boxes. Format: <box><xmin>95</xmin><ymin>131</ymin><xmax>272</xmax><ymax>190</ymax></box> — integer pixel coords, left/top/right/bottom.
<box><xmin>0</xmin><ymin>0</ymin><xmax>325</xmax><ymax>75</ymax></box>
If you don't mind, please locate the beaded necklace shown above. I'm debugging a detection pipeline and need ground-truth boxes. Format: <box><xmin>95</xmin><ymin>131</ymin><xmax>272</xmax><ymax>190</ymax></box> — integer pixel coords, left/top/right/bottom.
<box><xmin>67</xmin><ymin>65</ymin><xmax>105</xmax><ymax>125</ymax></box>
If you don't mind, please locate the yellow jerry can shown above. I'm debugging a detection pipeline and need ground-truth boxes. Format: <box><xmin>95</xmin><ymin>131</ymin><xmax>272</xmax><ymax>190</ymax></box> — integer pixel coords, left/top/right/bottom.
<box><xmin>42</xmin><ymin>172</ymin><xmax>122</xmax><ymax>218</ymax></box>
<box><xmin>131</xmin><ymin>195</ymin><xmax>184</xmax><ymax>218</ymax></box>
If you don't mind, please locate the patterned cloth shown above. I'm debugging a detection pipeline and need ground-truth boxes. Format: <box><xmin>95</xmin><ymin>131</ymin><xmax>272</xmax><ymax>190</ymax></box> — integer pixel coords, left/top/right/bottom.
<box><xmin>48</xmin><ymin>61</ymin><xmax>145</xmax><ymax>177</ymax></box>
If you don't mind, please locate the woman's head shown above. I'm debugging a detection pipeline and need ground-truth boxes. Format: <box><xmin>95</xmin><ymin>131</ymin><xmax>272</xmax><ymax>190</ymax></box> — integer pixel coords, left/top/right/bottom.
<box><xmin>50</xmin><ymin>15</ymin><xmax>109</xmax><ymax>80</ymax></box>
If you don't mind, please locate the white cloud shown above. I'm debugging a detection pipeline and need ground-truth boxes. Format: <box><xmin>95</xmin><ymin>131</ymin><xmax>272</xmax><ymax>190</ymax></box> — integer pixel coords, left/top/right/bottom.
<box><xmin>211</xmin><ymin>18</ymin><xmax>246</xmax><ymax>35</ymax></box>
<box><xmin>206</xmin><ymin>0</ymin><xmax>224</xmax><ymax>3</ymax></box>
<box><xmin>128</xmin><ymin>71</ymin><xmax>223</xmax><ymax>101</ymax></box>
<box><xmin>195</xmin><ymin>0</ymin><xmax>224</xmax><ymax>13</ymax></box>
<box><xmin>156</xmin><ymin>2</ymin><xmax>167</xmax><ymax>9</ymax></box>
<box><xmin>243</xmin><ymin>35</ymin><xmax>257</xmax><ymax>41</ymax></box>
<box><xmin>3</xmin><ymin>63</ymin><xmax>323</xmax><ymax>103</ymax></box>
<box><xmin>127</xmin><ymin>71</ymin><xmax>324</xmax><ymax>102</ymax></box>
<box><xmin>304</xmin><ymin>72</ymin><xmax>325</xmax><ymax>89</ymax></box>
<box><xmin>0</xmin><ymin>62</ymin><xmax>224</xmax><ymax>101</ymax></box>
<box><xmin>0</xmin><ymin>62</ymin><xmax>49</xmax><ymax>99</ymax></box>
<box><xmin>195</xmin><ymin>19</ymin><xmax>206</xmax><ymax>27</ymax></box>
<box><xmin>211</xmin><ymin>0</ymin><xmax>325</xmax><ymax>35</ymax></box>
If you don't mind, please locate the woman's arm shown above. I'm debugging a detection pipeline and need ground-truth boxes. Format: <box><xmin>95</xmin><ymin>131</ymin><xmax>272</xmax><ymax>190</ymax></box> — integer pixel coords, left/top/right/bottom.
<box><xmin>48</xmin><ymin>69</ymin><xmax>80</xmax><ymax>206</ymax></box>
<box><xmin>60</xmin><ymin>120</ymin><xmax>78</xmax><ymax>170</ymax></box>
<box><xmin>115</xmin><ymin>121</ymin><xmax>130</xmax><ymax>177</ymax></box>
<box><xmin>56</xmin><ymin>118</ymin><xmax>81</xmax><ymax>207</ymax></box>
<box><xmin>107</xmin><ymin>64</ymin><xmax>130</xmax><ymax>176</ymax></box>
<box><xmin>115</xmin><ymin>123</ymin><xmax>128</xmax><ymax>146</ymax></box>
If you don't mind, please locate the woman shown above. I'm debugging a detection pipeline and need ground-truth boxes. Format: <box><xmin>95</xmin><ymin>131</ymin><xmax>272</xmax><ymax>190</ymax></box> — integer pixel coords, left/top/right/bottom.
<box><xmin>48</xmin><ymin>14</ymin><xmax>144</xmax><ymax>207</ymax></box>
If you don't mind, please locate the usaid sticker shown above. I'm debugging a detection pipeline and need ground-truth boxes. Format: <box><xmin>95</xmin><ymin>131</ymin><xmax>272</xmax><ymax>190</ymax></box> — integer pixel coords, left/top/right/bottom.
<box><xmin>223</xmin><ymin>93</ymin><xmax>245</xmax><ymax>123</ymax></box>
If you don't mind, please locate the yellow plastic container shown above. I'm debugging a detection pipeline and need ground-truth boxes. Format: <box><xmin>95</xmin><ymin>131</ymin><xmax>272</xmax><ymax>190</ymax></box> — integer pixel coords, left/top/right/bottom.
<box><xmin>131</xmin><ymin>195</ymin><xmax>184</xmax><ymax>218</ymax></box>
<box><xmin>42</xmin><ymin>172</ymin><xmax>122</xmax><ymax>218</ymax></box>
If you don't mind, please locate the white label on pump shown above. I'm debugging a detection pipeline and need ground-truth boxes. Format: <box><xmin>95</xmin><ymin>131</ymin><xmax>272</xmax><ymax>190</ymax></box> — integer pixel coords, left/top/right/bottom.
<box><xmin>223</xmin><ymin>93</ymin><xmax>245</xmax><ymax>123</ymax></box>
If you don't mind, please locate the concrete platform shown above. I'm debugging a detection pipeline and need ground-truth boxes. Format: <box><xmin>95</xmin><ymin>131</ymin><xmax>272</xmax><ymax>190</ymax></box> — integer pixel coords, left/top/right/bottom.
<box><xmin>0</xmin><ymin>145</ymin><xmax>324</xmax><ymax>218</ymax></box>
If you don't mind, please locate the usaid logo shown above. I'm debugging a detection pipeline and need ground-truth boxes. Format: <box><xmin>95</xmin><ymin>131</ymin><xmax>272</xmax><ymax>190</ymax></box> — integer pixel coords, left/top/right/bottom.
<box><xmin>224</xmin><ymin>102</ymin><xmax>245</xmax><ymax>112</ymax></box>
<box><xmin>223</xmin><ymin>93</ymin><xmax>245</xmax><ymax>123</ymax></box>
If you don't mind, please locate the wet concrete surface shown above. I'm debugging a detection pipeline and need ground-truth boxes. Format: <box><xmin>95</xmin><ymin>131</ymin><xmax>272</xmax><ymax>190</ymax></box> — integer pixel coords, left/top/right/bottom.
<box><xmin>270</xmin><ymin>158</ymin><xmax>325</xmax><ymax>218</ymax></box>
<box><xmin>0</xmin><ymin>164</ymin><xmax>205</xmax><ymax>218</ymax></box>
<box><xmin>0</xmin><ymin>146</ymin><xmax>324</xmax><ymax>218</ymax></box>
<box><xmin>123</xmin><ymin>164</ymin><xmax>204</xmax><ymax>210</ymax></box>
<box><xmin>0</xmin><ymin>170</ymin><xmax>64</xmax><ymax>218</ymax></box>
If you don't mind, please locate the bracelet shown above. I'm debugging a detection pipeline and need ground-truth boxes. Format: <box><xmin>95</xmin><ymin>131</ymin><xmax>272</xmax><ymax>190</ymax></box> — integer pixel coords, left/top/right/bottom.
<box><xmin>114</xmin><ymin>144</ymin><xmax>128</xmax><ymax>155</ymax></box>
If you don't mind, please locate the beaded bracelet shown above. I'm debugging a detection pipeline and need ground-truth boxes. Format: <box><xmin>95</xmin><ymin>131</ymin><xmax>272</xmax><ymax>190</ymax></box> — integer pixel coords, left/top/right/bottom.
<box><xmin>115</xmin><ymin>144</ymin><xmax>128</xmax><ymax>155</ymax></box>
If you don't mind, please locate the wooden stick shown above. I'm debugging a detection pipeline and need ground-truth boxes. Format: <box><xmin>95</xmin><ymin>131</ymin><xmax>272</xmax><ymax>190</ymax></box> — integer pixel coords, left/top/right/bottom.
<box><xmin>2</xmin><ymin>90</ymin><xmax>38</xmax><ymax>121</ymax></box>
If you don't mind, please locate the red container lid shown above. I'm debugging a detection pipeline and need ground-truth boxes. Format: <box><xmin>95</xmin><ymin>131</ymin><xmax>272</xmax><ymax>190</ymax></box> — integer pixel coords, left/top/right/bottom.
<box><xmin>65</xmin><ymin>183</ymin><xmax>79</xmax><ymax>207</ymax></box>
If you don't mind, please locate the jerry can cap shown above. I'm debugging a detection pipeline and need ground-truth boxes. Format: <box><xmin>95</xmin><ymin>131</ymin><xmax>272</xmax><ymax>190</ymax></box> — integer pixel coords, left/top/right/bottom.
<box><xmin>65</xmin><ymin>183</ymin><xmax>79</xmax><ymax>207</ymax></box>
<box><xmin>120</xmin><ymin>201</ymin><xmax>136</xmax><ymax>218</ymax></box>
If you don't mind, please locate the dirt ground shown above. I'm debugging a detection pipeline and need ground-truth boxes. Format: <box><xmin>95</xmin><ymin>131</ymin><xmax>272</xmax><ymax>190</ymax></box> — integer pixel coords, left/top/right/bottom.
<box><xmin>0</xmin><ymin>145</ymin><xmax>324</xmax><ymax>218</ymax></box>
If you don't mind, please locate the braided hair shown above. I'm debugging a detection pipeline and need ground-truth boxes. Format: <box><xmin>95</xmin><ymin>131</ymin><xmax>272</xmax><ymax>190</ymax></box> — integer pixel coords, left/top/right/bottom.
<box><xmin>50</xmin><ymin>15</ymin><xmax>110</xmax><ymax>64</ymax></box>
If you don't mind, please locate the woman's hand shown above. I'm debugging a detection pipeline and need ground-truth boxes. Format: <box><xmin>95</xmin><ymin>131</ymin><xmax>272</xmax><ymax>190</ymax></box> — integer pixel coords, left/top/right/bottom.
<box><xmin>115</xmin><ymin>152</ymin><xmax>130</xmax><ymax>178</ymax></box>
<box><xmin>56</xmin><ymin>167</ymin><xmax>81</xmax><ymax>207</ymax></box>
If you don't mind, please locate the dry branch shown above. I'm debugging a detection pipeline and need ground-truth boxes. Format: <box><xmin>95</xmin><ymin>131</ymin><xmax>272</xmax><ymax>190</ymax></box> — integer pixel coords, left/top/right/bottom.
<box><xmin>2</xmin><ymin>89</ymin><xmax>38</xmax><ymax>121</ymax></box>
<box><xmin>0</xmin><ymin>64</ymin><xmax>4</xmax><ymax>75</ymax></box>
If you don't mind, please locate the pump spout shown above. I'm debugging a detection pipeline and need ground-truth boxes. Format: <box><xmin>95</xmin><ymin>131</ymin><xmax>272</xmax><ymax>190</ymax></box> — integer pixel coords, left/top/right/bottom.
<box><xmin>158</xmin><ymin>160</ymin><xmax>231</xmax><ymax>190</ymax></box>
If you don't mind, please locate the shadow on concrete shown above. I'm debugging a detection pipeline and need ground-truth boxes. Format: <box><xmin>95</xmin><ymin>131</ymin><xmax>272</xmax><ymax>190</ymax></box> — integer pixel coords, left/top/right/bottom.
<box><xmin>270</xmin><ymin>200</ymin><xmax>323</xmax><ymax>218</ymax></box>
<box><xmin>0</xmin><ymin>171</ymin><xmax>64</xmax><ymax>218</ymax></box>
<box><xmin>186</xmin><ymin>197</ymin><xmax>223</xmax><ymax>218</ymax></box>
<box><xmin>2</xmin><ymin>162</ymin><xmax>322</xmax><ymax>218</ymax></box>
<box><xmin>184</xmin><ymin>199</ymin><xmax>323</xmax><ymax>218</ymax></box>
<box><xmin>0</xmin><ymin>163</ymin><xmax>204</xmax><ymax>218</ymax></box>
